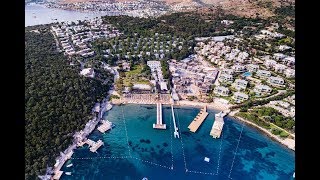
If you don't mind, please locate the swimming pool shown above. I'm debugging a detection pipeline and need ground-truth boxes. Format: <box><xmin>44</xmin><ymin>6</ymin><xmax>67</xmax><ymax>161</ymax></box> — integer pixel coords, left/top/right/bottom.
<box><xmin>242</xmin><ymin>72</ymin><xmax>252</xmax><ymax>77</ymax></box>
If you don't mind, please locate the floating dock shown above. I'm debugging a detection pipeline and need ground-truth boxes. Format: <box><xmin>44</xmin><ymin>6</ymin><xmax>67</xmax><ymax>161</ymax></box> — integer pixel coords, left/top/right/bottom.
<box><xmin>210</xmin><ymin>111</ymin><xmax>226</xmax><ymax>138</ymax></box>
<box><xmin>153</xmin><ymin>103</ymin><xmax>166</xmax><ymax>129</ymax></box>
<box><xmin>89</xmin><ymin>139</ymin><xmax>104</xmax><ymax>153</ymax></box>
<box><xmin>171</xmin><ymin>104</ymin><xmax>179</xmax><ymax>138</ymax></box>
<box><xmin>188</xmin><ymin>106</ymin><xmax>209</xmax><ymax>133</ymax></box>
<box><xmin>82</xmin><ymin>139</ymin><xmax>104</xmax><ymax>153</ymax></box>
<box><xmin>97</xmin><ymin>120</ymin><xmax>113</xmax><ymax>133</ymax></box>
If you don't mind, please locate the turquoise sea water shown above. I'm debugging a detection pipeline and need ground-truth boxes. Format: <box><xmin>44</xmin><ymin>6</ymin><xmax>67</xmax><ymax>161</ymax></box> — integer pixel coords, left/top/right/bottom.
<box><xmin>61</xmin><ymin>104</ymin><xmax>295</xmax><ymax>180</ymax></box>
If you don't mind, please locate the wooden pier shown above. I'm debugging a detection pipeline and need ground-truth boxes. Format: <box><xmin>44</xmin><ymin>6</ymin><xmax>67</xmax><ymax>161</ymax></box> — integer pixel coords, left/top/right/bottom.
<box><xmin>81</xmin><ymin>139</ymin><xmax>104</xmax><ymax>153</ymax></box>
<box><xmin>89</xmin><ymin>140</ymin><xmax>104</xmax><ymax>153</ymax></box>
<box><xmin>153</xmin><ymin>103</ymin><xmax>166</xmax><ymax>129</ymax></box>
<box><xmin>97</xmin><ymin>120</ymin><xmax>113</xmax><ymax>133</ymax></box>
<box><xmin>188</xmin><ymin>106</ymin><xmax>209</xmax><ymax>133</ymax></box>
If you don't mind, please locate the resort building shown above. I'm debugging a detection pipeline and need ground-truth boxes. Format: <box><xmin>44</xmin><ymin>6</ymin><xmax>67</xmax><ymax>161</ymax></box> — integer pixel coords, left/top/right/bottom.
<box><xmin>273</xmin><ymin>53</ymin><xmax>286</xmax><ymax>60</ymax></box>
<box><xmin>80</xmin><ymin>68</ymin><xmax>95</xmax><ymax>78</ymax></box>
<box><xmin>274</xmin><ymin>64</ymin><xmax>287</xmax><ymax>73</ymax></box>
<box><xmin>232</xmin><ymin>79</ymin><xmax>248</xmax><ymax>91</ymax></box>
<box><xmin>218</xmin><ymin>73</ymin><xmax>234</xmax><ymax>83</ymax></box>
<box><xmin>147</xmin><ymin>61</ymin><xmax>161</xmax><ymax>69</ymax></box>
<box><xmin>256</xmin><ymin>70</ymin><xmax>271</xmax><ymax>78</ymax></box>
<box><xmin>160</xmin><ymin>82</ymin><xmax>168</xmax><ymax>91</ymax></box>
<box><xmin>268</xmin><ymin>76</ymin><xmax>285</xmax><ymax>86</ymax></box>
<box><xmin>283</xmin><ymin>56</ymin><xmax>295</xmax><ymax>66</ymax></box>
<box><xmin>232</xmin><ymin>64</ymin><xmax>246</xmax><ymax>73</ymax></box>
<box><xmin>221</xmin><ymin>68</ymin><xmax>234</xmax><ymax>75</ymax></box>
<box><xmin>254</xmin><ymin>84</ymin><xmax>272</xmax><ymax>95</ymax></box>
<box><xmin>264</xmin><ymin>59</ymin><xmax>277</xmax><ymax>69</ymax></box>
<box><xmin>232</xmin><ymin>92</ymin><xmax>249</xmax><ymax>103</ymax></box>
<box><xmin>285</xmin><ymin>68</ymin><xmax>295</xmax><ymax>78</ymax></box>
<box><xmin>132</xmin><ymin>84</ymin><xmax>152</xmax><ymax>91</ymax></box>
<box><xmin>213</xmin><ymin>86</ymin><xmax>230</xmax><ymax>96</ymax></box>
<box><xmin>278</xmin><ymin>45</ymin><xmax>292</xmax><ymax>51</ymax></box>
<box><xmin>246</xmin><ymin>64</ymin><xmax>259</xmax><ymax>72</ymax></box>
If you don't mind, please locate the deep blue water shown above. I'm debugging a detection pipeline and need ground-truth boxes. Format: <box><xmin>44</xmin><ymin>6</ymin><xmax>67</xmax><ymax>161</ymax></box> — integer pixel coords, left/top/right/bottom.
<box><xmin>61</xmin><ymin>104</ymin><xmax>295</xmax><ymax>180</ymax></box>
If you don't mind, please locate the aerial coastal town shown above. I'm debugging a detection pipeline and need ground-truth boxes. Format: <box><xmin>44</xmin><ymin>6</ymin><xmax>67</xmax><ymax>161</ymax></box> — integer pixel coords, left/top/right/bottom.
<box><xmin>50</xmin><ymin>15</ymin><xmax>294</xmax><ymax>116</ymax></box>
<box><xmin>44</xmin><ymin>0</ymin><xmax>169</xmax><ymax>17</ymax></box>
<box><xmin>25</xmin><ymin>1</ymin><xmax>295</xmax><ymax>179</ymax></box>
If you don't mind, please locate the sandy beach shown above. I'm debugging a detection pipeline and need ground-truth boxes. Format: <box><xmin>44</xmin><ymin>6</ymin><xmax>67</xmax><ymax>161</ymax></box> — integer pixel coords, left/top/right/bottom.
<box><xmin>177</xmin><ymin>100</ymin><xmax>230</xmax><ymax>111</ymax></box>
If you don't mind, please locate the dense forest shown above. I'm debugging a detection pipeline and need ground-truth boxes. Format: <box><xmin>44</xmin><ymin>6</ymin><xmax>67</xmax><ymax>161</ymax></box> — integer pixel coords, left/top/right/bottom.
<box><xmin>103</xmin><ymin>12</ymin><xmax>233</xmax><ymax>38</ymax></box>
<box><xmin>25</xmin><ymin>26</ymin><xmax>110</xmax><ymax>179</ymax></box>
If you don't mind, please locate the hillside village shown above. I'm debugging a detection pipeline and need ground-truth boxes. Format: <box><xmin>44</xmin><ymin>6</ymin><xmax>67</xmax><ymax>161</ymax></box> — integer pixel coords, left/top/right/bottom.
<box><xmin>50</xmin><ymin>15</ymin><xmax>295</xmax><ymax>120</ymax></box>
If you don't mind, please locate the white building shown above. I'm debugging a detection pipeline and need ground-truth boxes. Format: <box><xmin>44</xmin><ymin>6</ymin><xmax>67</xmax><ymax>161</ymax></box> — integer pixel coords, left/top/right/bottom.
<box><xmin>246</xmin><ymin>64</ymin><xmax>259</xmax><ymax>72</ymax></box>
<box><xmin>160</xmin><ymin>82</ymin><xmax>168</xmax><ymax>91</ymax></box>
<box><xmin>273</xmin><ymin>53</ymin><xmax>286</xmax><ymax>60</ymax></box>
<box><xmin>274</xmin><ymin>64</ymin><xmax>287</xmax><ymax>73</ymax></box>
<box><xmin>279</xmin><ymin>45</ymin><xmax>292</xmax><ymax>51</ymax></box>
<box><xmin>221</xmin><ymin>68</ymin><xmax>234</xmax><ymax>75</ymax></box>
<box><xmin>232</xmin><ymin>64</ymin><xmax>246</xmax><ymax>72</ymax></box>
<box><xmin>80</xmin><ymin>68</ymin><xmax>95</xmax><ymax>78</ymax></box>
<box><xmin>147</xmin><ymin>61</ymin><xmax>161</xmax><ymax>69</ymax></box>
<box><xmin>264</xmin><ymin>59</ymin><xmax>277</xmax><ymax>68</ymax></box>
<box><xmin>283</xmin><ymin>56</ymin><xmax>295</xmax><ymax>66</ymax></box>
<box><xmin>219</xmin><ymin>73</ymin><xmax>234</xmax><ymax>83</ymax></box>
<box><xmin>132</xmin><ymin>84</ymin><xmax>152</xmax><ymax>90</ymax></box>
<box><xmin>268</xmin><ymin>76</ymin><xmax>285</xmax><ymax>86</ymax></box>
<box><xmin>236</xmin><ymin>52</ymin><xmax>249</xmax><ymax>63</ymax></box>
<box><xmin>233</xmin><ymin>92</ymin><xmax>249</xmax><ymax>103</ymax></box>
<box><xmin>233</xmin><ymin>79</ymin><xmax>248</xmax><ymax>91</ymax></box>
<box><xmin>278</xmin><ymin>101</ymin><xmax>290</xmax><ymax>109</ymax></box>
<box><xmin>285</xmin><ymin>68</ymin><xmax>295</xmax><ymax>78</ymax></box>
<box><xmin>254</xmin><ymin>84</ymin><xmax>272</xmax><ymax>95</ymax></box>
<box><xmin>213</xmin><ymin>86</ymin><xmax>230</xmax><ymax>96</ymax></box>
<box><xmin>256</xmin><ymin>70</ymin><xmax>271</xmax><ymax>78</ymax></box>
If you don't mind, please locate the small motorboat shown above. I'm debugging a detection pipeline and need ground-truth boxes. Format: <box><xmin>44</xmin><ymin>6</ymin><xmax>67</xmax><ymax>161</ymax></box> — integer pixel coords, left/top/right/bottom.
<box><xmin>66</xmin><ymin>163</ymin><xmax>73</xmax><ymax>168</ymax></box>
<box><xmin>65</xmin><ymin>172</ymin><xmax>72</xmax><ymax>175</ymax></box>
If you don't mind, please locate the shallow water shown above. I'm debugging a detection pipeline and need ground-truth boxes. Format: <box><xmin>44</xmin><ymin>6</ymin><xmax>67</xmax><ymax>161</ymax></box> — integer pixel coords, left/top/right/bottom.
<box><xmin>61</xmin><ymin>104</ymin><xmax>294</xmax><ymax>180</ymax></box>
<box><xmin>25</xmin><ymin>4</ymin><xmax>123</xmax><ymax>27</ymax></box>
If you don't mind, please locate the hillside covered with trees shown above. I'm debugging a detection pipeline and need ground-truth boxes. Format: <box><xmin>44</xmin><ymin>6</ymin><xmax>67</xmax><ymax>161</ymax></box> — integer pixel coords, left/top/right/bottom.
<box><xmin>25</xmin><ymin>26</ymin><xmax>110</xmax><ymax>179</ymax></box>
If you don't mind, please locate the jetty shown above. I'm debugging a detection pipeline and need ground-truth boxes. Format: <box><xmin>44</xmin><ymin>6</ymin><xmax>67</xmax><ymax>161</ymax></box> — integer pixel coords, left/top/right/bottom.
<box><xmin>81</xmin><ymin>139</ymin><xmax>104</xmax><ymax>153</ymax></box>
<box><xmin>153</xmin><ymin>103</ymin><xmax>166</xmax><ymax>129</ymax></box>
<box><xmin>210</xmin><ymin>111</ymin><xmax>227</xmax><ymax>138</ymax></box>
<box><xmin>171</xmin><ymin>104</ymin><xmax>179</xmax><ymax>138</ymax></box>
<box><xmin>188</xmin><ymin>106</ymin><xmax>209</xmax><ymax>133</ymax></box>
<box><xmin>97</xmin><ymin>120</ymin><xmax>113</xmax><ymax>133</ymax></box>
